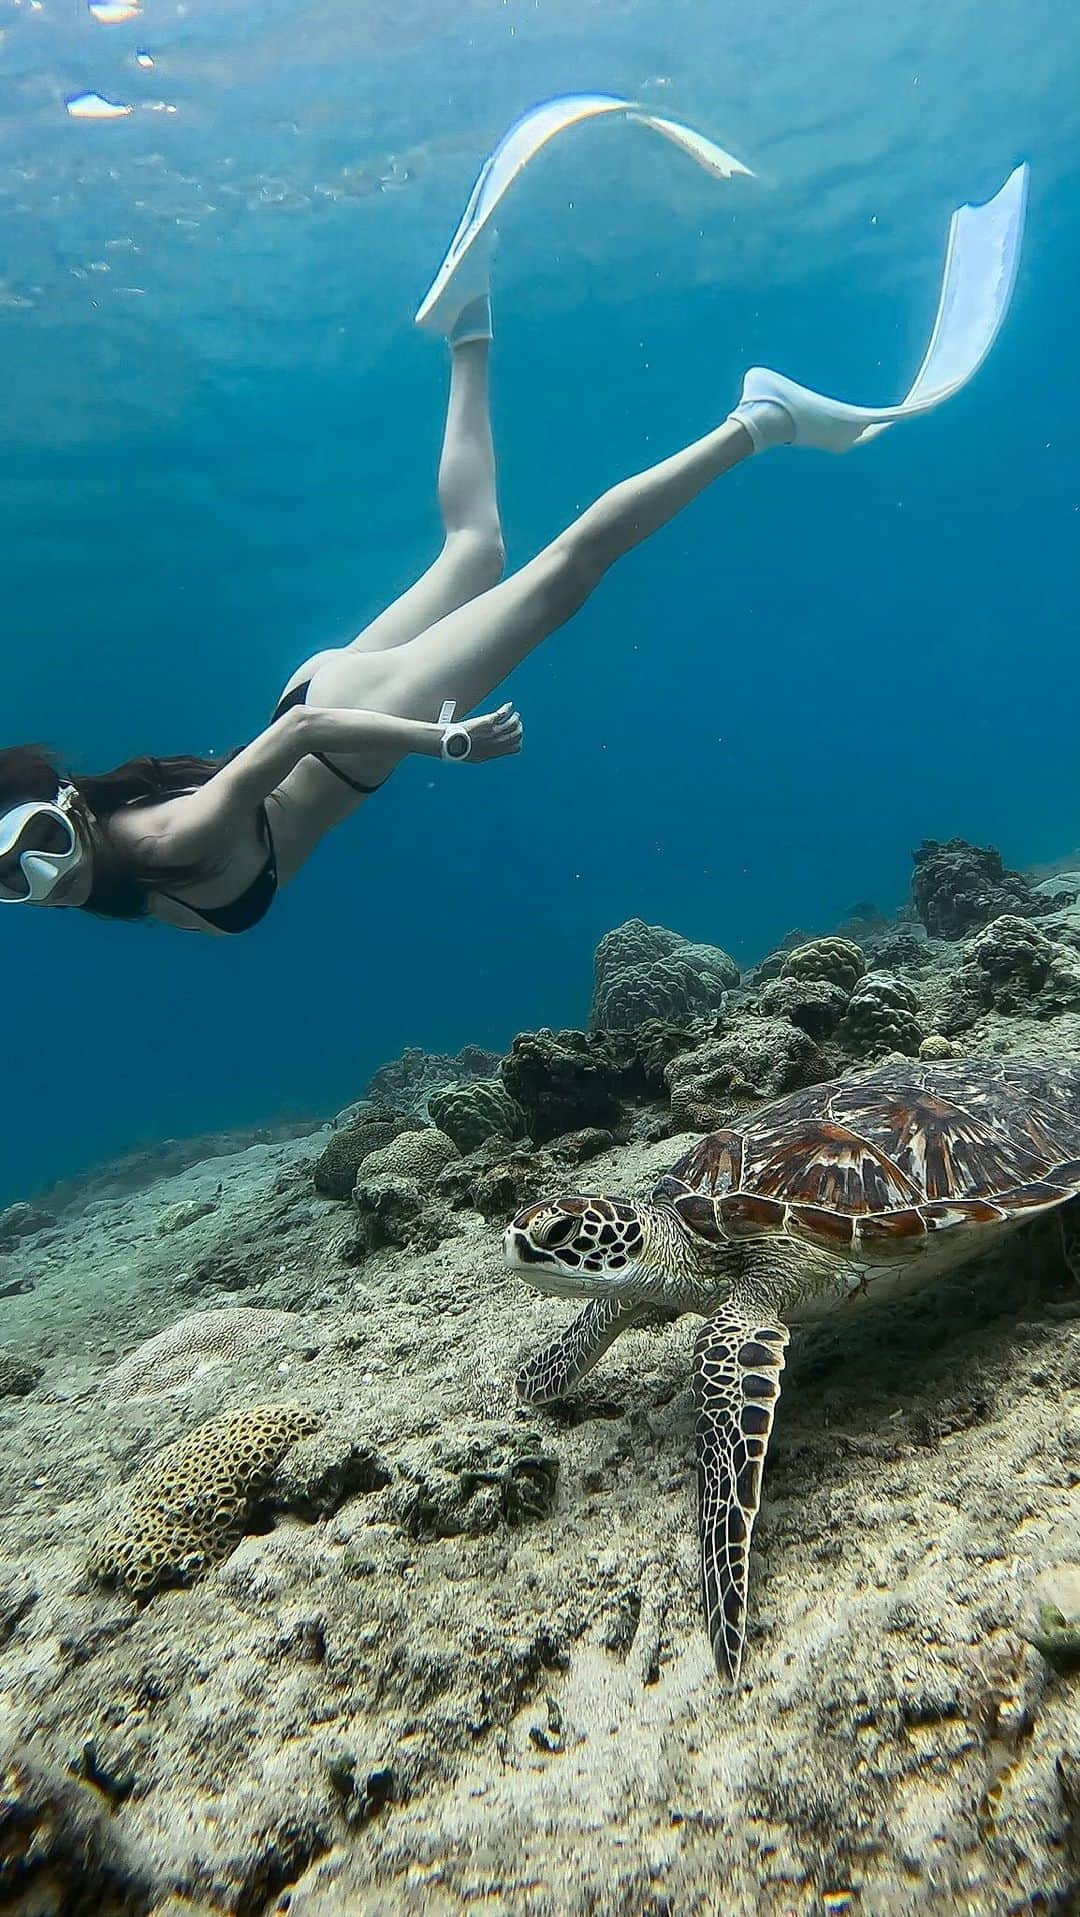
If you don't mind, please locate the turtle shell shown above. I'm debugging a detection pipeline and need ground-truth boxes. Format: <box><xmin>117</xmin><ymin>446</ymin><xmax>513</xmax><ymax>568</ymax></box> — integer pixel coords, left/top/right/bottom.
<box><xmin>662</xmin><ymin>1057</ymin><xmax>1080</xmax><ymax>1264</ymax></box>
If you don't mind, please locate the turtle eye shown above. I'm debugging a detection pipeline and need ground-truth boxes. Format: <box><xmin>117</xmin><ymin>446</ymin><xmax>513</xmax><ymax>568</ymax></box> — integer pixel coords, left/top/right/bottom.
<box><xmin>536</xmin><ymin>1214</ymin><xmax>581</xmax><ymax>1251</ymax></box>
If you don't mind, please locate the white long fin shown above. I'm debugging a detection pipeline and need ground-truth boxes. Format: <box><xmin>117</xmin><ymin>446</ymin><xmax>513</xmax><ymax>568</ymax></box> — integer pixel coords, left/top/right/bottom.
<box><xmin>415</xmin><ymin>93</ymin><xmax>752</xmax><ymax>327</ymax></box>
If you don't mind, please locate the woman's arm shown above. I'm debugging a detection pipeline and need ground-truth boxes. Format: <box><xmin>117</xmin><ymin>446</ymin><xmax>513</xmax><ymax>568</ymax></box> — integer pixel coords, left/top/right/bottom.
<box><xmin>130</xmin><ymin>701</ymin><xmax>522</xmax><ymax>863</ymax></box>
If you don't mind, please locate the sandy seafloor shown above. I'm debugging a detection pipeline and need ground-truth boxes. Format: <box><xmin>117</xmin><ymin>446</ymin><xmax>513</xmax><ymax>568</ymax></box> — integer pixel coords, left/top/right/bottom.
<box><xmin>3</xmin><ymin>863</ymin><xmax>1080</xmax><ymax>1916</ymax></box>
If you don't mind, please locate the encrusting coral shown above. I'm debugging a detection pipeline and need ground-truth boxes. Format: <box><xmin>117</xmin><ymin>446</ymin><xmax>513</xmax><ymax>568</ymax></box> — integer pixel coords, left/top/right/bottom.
<box><xmin>88</xmin><ymin>1404</ymin><xmax>319</xmax><ymax>1597</ymax></box>
<box><xmin>665</xmin><ymin>1018</ymin><xmax>830</xmax><ymax>1130</ymax></box>
<box><xmin>103</xmin><ymin>1308</ymin><xmax>299</xmax><ymax>1398</ymax></box>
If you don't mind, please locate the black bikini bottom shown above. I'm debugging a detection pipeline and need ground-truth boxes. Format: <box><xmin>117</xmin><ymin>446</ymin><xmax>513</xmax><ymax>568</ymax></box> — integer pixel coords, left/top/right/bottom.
<box><xmin>272</xmin><ymin>681</ymin><xmax>386</xmax><ymax>796</ymax></box>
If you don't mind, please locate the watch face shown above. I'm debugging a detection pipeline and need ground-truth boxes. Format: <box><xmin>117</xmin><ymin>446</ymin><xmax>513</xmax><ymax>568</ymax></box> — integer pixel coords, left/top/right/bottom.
<box><xmin>447</xmin><ymin>733</ymin><xmax>469</xmax><ymax>758</ymax></box>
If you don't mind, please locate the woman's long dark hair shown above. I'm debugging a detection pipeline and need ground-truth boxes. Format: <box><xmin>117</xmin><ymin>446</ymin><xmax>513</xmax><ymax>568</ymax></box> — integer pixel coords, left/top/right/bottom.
<box><xmin>0</xmin><ymin>745</ymin><xmax>232</xmax><ymax>920</ymax></box>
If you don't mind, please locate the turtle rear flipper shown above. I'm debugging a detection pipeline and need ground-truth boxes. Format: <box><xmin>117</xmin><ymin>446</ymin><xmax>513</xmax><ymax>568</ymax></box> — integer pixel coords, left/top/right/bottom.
<box><xmin>694</xmin><ymin>1305</ymin><xmax>789</xmax><ymax>1681</ymax></box>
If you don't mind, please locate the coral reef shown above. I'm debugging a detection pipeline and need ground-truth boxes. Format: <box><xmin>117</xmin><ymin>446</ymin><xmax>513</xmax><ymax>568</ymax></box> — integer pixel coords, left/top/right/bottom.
<box><xmin>103</xmin><ymin>1308</ymin><xmax>300</xmax><ymax>1398</ymax></box>
<box><xmin>0</xmin><ymin>1347</ymin><xmax>42</xmax><ymax>1396</ymax></box>
<box><xmin>347</xmin><ymin>1130</ymin><xmax>460</xmax><ymax>1255</ymax></box>
<box><xmin>758</xmin><ymin>973</ymin><xmax>851</xmax><ymax>1040</ymax></box>
<box><xmin>938</xmin><ymin>915</ymin><xmax>1080</xmax><ymax>1033</ymax></box>
<box><xmin>427</xmin><ymin>1078</ymin><xmax>527</xmax><ymax>1154</ymax></box>
<box><xmin>311</xmin><ymin>1110</ymin><xmax>414</xmax><ymax>1199</ymax></box>
<box><xmin>589</xmin><ymin>917</ymin><xmax>738</xmax><ymax>1031</ymax></box>
<box><xmin>362</xmin><ymin>1043</ymin><xmax>501</xmax><ymax>1122</ymax></box>
<box><xmin>665</xmin><ymin>1018</ymin><xmax>831</xmax><ymax>1130</ymax></box>
<box><xmin>911</xmin><ymin>837</ymin><xmax>1045</xmax><ymax>940</ymax></box>
<box><xmin>781</xmin><ymin>935</ymin><xmax>867</xmax><ymax>994</ymax></box>
<box><xmin>500</xmin><ymin>1029</ymin><xmax>626</xmax><ymax>1142</ymax></box>
<box><xmin>838</xmin><ymin>972</ymin><xmax>923</xmax><ymax>1058</ymax></box>
<box><xmin>88</xmin><ymin>1404</ymin><xmax>319</xmax><ymax>1597</ymax></box>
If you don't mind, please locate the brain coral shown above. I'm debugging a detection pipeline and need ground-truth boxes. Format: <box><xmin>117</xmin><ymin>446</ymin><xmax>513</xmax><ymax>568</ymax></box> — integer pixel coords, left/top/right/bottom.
<box><xmin>590</xmin><ymin>918</ymin><xmax>738</xmax><ymax>1032</ymax></box>
<box><xmin>88</xmin><ymin>1403</ymin><xmax>319</xmax><ymax>1597</ymax></box>
<box><xmin>312</xmin><ymin>1109</ymin><xmax>414</xmax><ymax>1199</ymax></box>
<box><xmin>839</xmin><ymin>973</ymin><xmax>922</xmax><ymax>1058</ymax></box>
<box><xmin>427</xmin><ymin>1079</ymin><xmax>527</xmax><ymax>1154</ymax></box>
<box><xmin>103</xmin><ymin>1308</ymin><xmax>299</xmax><ymax>1399</ymax></box>
<box><xmin>781</xmin><ymin>937</ymin><xmax>867</xmax><ymax>995</ymax></box>
<box><xmin>358</xmin><ymin>1129</ymin><xmax>459</xmax><ymax>1186</ymax></box>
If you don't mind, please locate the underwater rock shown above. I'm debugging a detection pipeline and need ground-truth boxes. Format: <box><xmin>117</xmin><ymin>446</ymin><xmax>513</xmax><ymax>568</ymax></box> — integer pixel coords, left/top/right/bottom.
<box><xmin>362</xmin><ymin>1043</ymin><xmax>501</xmax><ymax>1122</ymax></box>
<box><xmin>434</xmin><ymin>1138</ymin><xmax>551</xmax><ymax>1221</ymax></box>
<box><xmin>665</xmin><ymin>1018</ymin><xmax>831</xmax><ymax>1130</ymax></box>
<box><xmin>88</xmin><ymin>1404</ymin><xmax>319</xmax><ymax>1598</ymax></box>
<box><xmin>399</xmin><ymin>1427</ymin><xmax>560</xmax><ymax>1541</ymax></box>
<box><xmin>270</xmin><ymin>1430</ymin><xmax>392</xmax><ymax>1520</ymax></box>
<box><xmin>938</xmin><ymin>915</ymin><xmax>1080</xmax><ymax>1032</ymax></box>
<box><xmin>427</xmin><ymin>1078</ymin><xmax>528</xmax><ymax>1154</ymax></box>
<box><xmin>351</xmin><ymin>1172</ymin><xmax>452</xmax><ymax>1255</ymax></box>
<box><xmin>311</xmin><ymin>1109</ymin><xmax>415</xmax><ymax>1199</ymax></box>
<box><xmin>759</xmin><ymin>974</ymin><xmax>852</xmax><ymax>1041</ymax></box>
<box><xmin>911</xmin><ymin>838</ymin><xmax>1046</xmax><ymax>940</ymax></box>
<box><xmin>0</xmin><ymin>1201</ymin><xmax>57</xmax><ymax>1252</ymax></box>
<box><xmin>781</xmin><ymin>936</ymin><xmax>867</xmax><ymax>994</ymax></box>
<box><xmin>0</xmin><ymin>1347</ymin><xmax>43</xmax><ymax>1397</ymax></box>
<box><xmin>103</xmin><ymin>1308</ymin><xmax>301</xmax><ymax>1398</ymax></box>
<box><xmin>864</xmin><ymin>924</ymin><xmax>939</xmax><ymax>976</ymax></box>
<box><xmin>745</xmin><ymin>929</ymin><xmax>814</xmax><ymax>984</ymax></box>
<box><xmin>589</xmin><ymin>917</ymin><xmax>738</xmax><ymax>1032</ymax></box>
<box><xmin>838</xmin><ymin>973</ymin><xmax>923</xmax><ymax>1059</ymax></box>
<box><xmin>1032</xmin><ymin>871</ymin><xmax>1080</xmax><ymax>904</ymax></box>
<box><xmin>0</xmin><ymin>1743</ymin><xmax>157</xmax><ymax>1915</ymax></box>
<box><xmin>500</xmin><ymin>1029</ymin><xmax>626</xmax><ymax>1142</ymax></box>
<box><xmin>37</xmin><ymin>1121</ymin><xmax>319</xmax><ymax>1216</ymax></box>
<box><xmin>155</xmin><ymin>1198</ymin><xmax>216</xmax><ymax>1237</ymax></box>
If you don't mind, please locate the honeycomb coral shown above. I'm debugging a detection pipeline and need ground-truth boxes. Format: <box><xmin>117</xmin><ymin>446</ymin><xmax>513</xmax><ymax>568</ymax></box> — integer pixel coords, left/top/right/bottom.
<box><xmin>103</xmin><ymin>1309</ymin><xmax>298</xmax><ymax>1399</ymax></box>
<box><xmin>88</xmin><ymin>1404</ymin><xmax>319</xmax><ymax>1597</ymax></box>
<box><xmin>781</xmin><ymin>937</ymin><xmax>867</xmax><ymax>995</ymax></box>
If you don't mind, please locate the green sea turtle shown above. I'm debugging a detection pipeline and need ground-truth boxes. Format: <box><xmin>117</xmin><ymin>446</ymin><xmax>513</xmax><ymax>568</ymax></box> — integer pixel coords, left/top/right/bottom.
<box><xmin>503</xmin><ymin>1057</ymin><xmax>1080</xmax><ymax>1680</ymax></box>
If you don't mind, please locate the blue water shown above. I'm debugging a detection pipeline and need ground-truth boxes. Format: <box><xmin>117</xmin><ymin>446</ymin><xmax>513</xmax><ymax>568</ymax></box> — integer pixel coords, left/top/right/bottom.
<box><xmin>2</xmin><ymin>0</ymin><xmax>1078</xmax><ymax>1202</ymax></box>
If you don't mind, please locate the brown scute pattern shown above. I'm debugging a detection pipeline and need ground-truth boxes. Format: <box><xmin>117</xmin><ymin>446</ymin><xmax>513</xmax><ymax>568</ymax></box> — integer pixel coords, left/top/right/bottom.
<box><xmin>786</xmin><ymin>1204</ymin><xmax>857</xmax><ymax>1252</ymax></box>
<box><xmin>678</xmin><ymin>1060</ymin><xmax>1080</xmax><ymax>1219</ymax></box>
<box><xmin>88</xmin><ymin>1403</ymin><xmax>319</xmax><ymax>1598</ymax></box>
<box><xmin>750</xmin><ymin>1121</ymin><xmax>923</xmax><ymax>1212</ymax></box>
<box><xmin>670</xmin><ymin>1130</ymin><xmax>744</xmax><ymax>1197</ymax></box>
<box><xmin>716</xmin><ymin>1194</ymin><xmax>787</xmax><ymax>1239</ymax></box>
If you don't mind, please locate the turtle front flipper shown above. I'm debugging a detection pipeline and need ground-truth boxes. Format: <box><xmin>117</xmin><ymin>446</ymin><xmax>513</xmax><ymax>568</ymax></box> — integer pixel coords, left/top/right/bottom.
<box><xmin>516</xmin><ymin>1297</ymin><xmax>673</xmax><ymax>1406</ymax></box>
<box><xmin>693</xmin><ymin>1306</ymin><xmax>789</xmax><ymax>1681</ymax></box>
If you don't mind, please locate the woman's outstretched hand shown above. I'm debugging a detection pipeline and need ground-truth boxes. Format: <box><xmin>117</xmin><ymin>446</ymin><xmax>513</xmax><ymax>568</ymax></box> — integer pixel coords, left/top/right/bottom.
<box><xmin>460</xmin><ymin>702</ymin><xmax>523</xmax><ymax>763</ymax></box>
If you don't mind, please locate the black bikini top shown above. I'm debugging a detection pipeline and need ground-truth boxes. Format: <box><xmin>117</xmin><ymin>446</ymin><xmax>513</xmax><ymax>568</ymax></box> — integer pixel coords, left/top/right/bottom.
<box><xmin>129</xmin><ymin>790</ymin><xmax>279</xmax><ymax>936</ymax></box>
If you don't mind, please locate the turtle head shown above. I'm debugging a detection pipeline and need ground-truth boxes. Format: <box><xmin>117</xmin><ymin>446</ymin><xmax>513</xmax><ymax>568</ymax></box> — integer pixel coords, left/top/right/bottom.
<box><xmin>504</xmin><ymin>1195</ymin><xmax>650</xmax><ymax>1299</ymax></box>
<box><xmin>504</xmin><ymin>1188</ymin><xmax>727</xmax><ymax>1307</ymax></box>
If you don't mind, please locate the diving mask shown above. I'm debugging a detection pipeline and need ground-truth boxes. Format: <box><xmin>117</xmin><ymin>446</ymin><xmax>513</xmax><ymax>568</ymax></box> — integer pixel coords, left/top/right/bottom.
<box><xmin>0</xmin><ymin>785</ymin><xmax>83</xmax><ymax>904</ymax></box>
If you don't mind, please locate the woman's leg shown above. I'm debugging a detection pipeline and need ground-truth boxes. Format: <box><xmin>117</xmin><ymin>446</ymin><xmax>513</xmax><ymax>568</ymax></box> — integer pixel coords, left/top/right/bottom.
<box><xmin>303</xmin><ymin>412</ymin><xmax>754</xmax><ymax>782</ymax></box>
<box><xmin>335</xmin><ymin>339</ymin><xmax>506</xmax><ymax>667</ymax></box>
